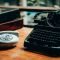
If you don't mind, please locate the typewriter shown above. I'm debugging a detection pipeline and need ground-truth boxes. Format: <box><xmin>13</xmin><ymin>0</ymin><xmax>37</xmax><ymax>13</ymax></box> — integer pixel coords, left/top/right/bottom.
<box><xmin>24</xmin><ymin>10</ymin><xmax>60</xmax><ymax>56</ymax></box>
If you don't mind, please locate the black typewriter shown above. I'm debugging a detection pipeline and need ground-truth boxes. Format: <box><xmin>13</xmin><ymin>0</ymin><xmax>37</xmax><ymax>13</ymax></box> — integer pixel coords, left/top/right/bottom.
<box><xmin>24</xmin><ymin>10</ymin><xmax>60</xmax><ymax>56</ymax></box>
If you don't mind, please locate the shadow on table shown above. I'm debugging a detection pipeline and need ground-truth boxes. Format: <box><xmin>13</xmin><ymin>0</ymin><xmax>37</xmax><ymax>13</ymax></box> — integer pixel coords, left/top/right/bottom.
<box><xmin>21</xmin><ymin>48</ymin><xmax>60</xmax><ymax>58</ymax></box>
<box><xmin>0</xmin><ymin>46</ymin><xmax>16</xmax><ymax>51</ymax></box>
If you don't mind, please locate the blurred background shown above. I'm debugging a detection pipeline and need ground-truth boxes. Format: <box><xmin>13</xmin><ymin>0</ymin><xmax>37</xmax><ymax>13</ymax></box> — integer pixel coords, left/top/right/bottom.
<box><xmin>0</xmin><ymin>0</ymin><xmax>60</xmax><ymax>26</ymax></box>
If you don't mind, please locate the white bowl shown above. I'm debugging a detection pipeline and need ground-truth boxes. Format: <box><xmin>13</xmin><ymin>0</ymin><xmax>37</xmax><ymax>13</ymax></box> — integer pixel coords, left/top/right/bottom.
<box><xmin>0</xmin><ymin>31</ymin><xmax>19</xmax><ymax>47</ymax></box>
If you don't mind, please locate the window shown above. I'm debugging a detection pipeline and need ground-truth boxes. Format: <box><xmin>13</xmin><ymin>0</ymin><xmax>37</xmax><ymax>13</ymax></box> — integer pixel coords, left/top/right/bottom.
<box><xmin>27</xmin><ymin>0</ymin><xmax>59</xmax><ymax>7</ymax></box>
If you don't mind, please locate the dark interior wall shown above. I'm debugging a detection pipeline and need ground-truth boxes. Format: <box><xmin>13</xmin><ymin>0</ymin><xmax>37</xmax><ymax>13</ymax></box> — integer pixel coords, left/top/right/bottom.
<box><xmin>0</xmin><ymin>0</ymin><xmax>20</xmax><ymax>5</ymax></box>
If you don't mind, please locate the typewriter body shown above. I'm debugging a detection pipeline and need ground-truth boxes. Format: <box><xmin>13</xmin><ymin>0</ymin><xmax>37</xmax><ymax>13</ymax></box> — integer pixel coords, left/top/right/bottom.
<box><xmin>24</xmin><ymin>10</ymin><xmax>60</xmax><ymax>56</ymax></box>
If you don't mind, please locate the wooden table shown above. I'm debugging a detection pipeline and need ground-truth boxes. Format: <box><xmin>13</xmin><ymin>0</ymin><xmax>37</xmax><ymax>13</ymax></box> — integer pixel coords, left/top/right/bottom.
<box><xmin>0</xmin><ymin>27</ymin><xmax>60</xmax><ymax>60</ymax></box>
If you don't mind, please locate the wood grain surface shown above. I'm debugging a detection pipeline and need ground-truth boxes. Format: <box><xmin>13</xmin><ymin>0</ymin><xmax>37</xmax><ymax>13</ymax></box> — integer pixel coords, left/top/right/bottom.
<box><xmin>0</xmin><ymin>27</ymin><xmax>60</xmax><ymax>60</ymax></box>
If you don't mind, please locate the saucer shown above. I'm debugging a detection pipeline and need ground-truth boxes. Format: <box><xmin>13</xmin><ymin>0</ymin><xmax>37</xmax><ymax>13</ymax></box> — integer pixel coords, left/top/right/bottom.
<box><xmin>0</xmin><ymin>31</ymin><xmax>19</xmax><ymax>47</ymax></box>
